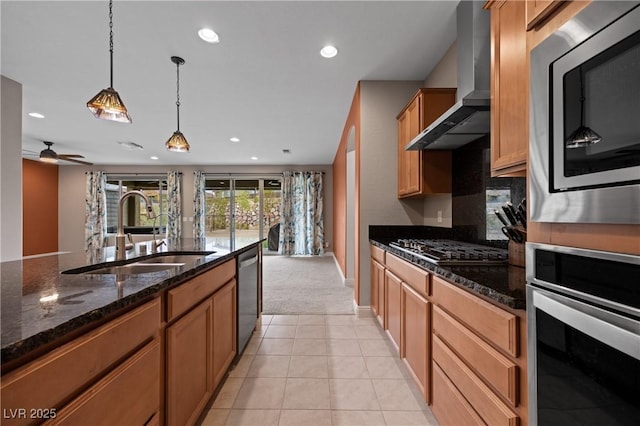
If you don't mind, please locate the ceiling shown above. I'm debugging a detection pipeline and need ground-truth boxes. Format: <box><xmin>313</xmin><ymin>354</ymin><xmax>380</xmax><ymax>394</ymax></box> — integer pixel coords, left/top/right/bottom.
<box><xmin>2</xmin><ymin>1</ymin><xmax>458</xmax><ymax>166</ymax></box>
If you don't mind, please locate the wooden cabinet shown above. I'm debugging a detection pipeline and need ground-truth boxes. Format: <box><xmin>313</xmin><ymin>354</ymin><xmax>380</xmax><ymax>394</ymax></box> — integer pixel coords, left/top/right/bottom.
<box><xmin>384</xmin><ymin>269</ymin><xmax>402</xmax><ymax>353</ymax></box>
<box><xmin>431</xmin><ymin>276</ymin><xmax>526</xmax><ymax>426</ymax></box>
<box><xmin>525</xmin><ymin>0</ymin><xmax>564</xmax><ymax>30</ymax></box>
<box><xmin>402</xmin><ymin>283</ymin><xmax>430</xmax><ymax>402</ymax></box>
<box><xmin>0</xmin><ymin>299</ymin><xmax>161</xmax><ymax>426</ymax></box>
<box><xmin>488</xmin><ymin>0</ymin><xmax>529</xmax><ymax>177</ymax></box>
<box><xmin>212</xmin><ymin>279</ymin><xmax>237</xmax><ymax>387</ymax></box>
<box><xmin>166</xmin><ymin>299</ymin><xmax>214</xmax><ymax>426</ymax></box>
<box><xmin>48</xmin><ymin>339</ymin><xmax>160</xmax><ymax>426</ymax></box>
<box><xmin>396</xmin><ymin>88</ymin><xmax>456</xmax><ymax>198</ymax></box>
<box><xmin>370</xmin><ymin>244</ymin><xmax>386</xmax><ymax>327</ymax></box>
<box><xmin>165</xmin><ymin>259</ymin><xmax>237</xmax><ymax>426</ymax></box>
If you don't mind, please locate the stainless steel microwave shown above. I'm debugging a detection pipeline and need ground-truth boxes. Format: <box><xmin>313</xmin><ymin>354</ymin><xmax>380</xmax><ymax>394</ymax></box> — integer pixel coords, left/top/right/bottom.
<box><xmin>530</xmin><ymin>1</ymin><xmax>640</xmax><ymax>224</ymax></box>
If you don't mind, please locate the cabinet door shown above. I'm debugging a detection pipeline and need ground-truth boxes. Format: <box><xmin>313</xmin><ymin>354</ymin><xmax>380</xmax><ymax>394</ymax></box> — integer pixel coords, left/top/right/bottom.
<box><xmin>212</xmin><ymin>279</ymin><xmax>237</xmax><ymax>388</ymax></box>
<box><xmin>48</xmin><ymin>339</ymin><xmax>160</xmax><ymax>426</ymax></box>
<box><xmin>371</xmin><ymin>258</ymin><xmax>385</xmax><ymax>327</ymax></box>
<box><xmin>166</xmin><ymin>299</ymin><xmax>213</xmax><ymax>426</ymax></box>
<box><xmin>490</xmin><ymin>0</ymin><xmax>528</xmax><ymax>177</ymax></box>
<box><xmin>402</xmin><ymin>283</ymin><xmax>430</xmax><ymax>403</ymax></box>
<box><xmin>397</xmin><ymin>113</ymin><xmax>409</xmax><ymax>196</ymax></box>
<box><xmin>406</xmin><ymin>96</ymin><xmax>422</xmax><ymax>194</ymax></box>
<box><xmin>385</xmin><ymin>270</ymin><xmax>402</xmax><ymax>353</ymax></box>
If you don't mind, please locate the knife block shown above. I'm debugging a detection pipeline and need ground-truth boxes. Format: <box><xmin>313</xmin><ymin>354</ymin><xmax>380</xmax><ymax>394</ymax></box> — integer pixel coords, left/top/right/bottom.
<box><xmin>508</xmin><ymin>240</ymin><xmax>525</xmax><ymax>268</ymax></box>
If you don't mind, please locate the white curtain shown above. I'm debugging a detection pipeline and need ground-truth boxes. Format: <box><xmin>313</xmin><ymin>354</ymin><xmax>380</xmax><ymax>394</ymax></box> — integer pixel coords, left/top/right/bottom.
<box><xmin>84</xmin><ymin>171</ymin><xmax>107</xmax><ymax>251</ymax></box>
<box><xmin>167</xmin><ymin>171</ymin><xmax>182</xmax><ymax>240</ymax></box>
<box><xmin>278</xmin><ymin>171</ymin><xmax>325</xmax><ymax>255</ymax></box>
<box><xmin>193</xmin><ymin>171</ymin><xmax>206</xmax><ymax>239</ymax></box>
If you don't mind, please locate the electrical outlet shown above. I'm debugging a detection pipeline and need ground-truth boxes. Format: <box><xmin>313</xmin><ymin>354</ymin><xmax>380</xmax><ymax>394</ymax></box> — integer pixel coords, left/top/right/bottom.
<box><xmin>437</xmin><ymin>210</ymin><xmax>443</xmax><ymax>223</ymax></box>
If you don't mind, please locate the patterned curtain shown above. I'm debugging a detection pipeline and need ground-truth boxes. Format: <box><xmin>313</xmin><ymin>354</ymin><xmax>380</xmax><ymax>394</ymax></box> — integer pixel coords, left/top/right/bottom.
<box><xmin>278</xmin><ymin>171</ymin><xmax>325</xmax><ymax>255</ymax></box>
<box><xmin>167</xmin><ymin>171</ymin><xmax>182</xmax><ymax>240</ymax></box>
<box><xmin>193</xmin><ymin>171</ymin><xmax>206</xmax><ymax>239</ymax></box>
<box><xmin>84</xmin><ymin>171</ymin><xmax>107</xmax><ymax>251</ymax></box>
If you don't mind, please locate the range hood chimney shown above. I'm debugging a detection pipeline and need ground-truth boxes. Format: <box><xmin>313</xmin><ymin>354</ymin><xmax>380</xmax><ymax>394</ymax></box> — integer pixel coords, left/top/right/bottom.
<box><xmin>406</xmin><ymin>1</ymin><xmax>491</xmax><ymax>150</ymax></box>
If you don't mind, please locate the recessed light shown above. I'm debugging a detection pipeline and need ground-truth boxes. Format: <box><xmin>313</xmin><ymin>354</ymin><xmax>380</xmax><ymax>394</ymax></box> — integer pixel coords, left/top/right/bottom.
<box><xmin>198</xmin><ymin>28</ymin><xmax>220</xmax><ymax>43</ymax></box>
<box><xmin>150</xmin><ymin>156</ymin><xmax>159</xmax><ymax>160</ymax></box>
<box><xmin>117</xmin><ymin>141</ymin><xmax>144</xmax><ymax>150</ymax></box>
<box><xmin>230</xmin><ymin>137</ymin><xmax>240</xmax><ymax>143</ymax></box>
<box><xmin>251</xmin><ymin>156</ymin><xmax>258</xmax><ymax>161</ymax></box>
<box><xmin>320</xmin><ymin>45</ymin><xmax>338</xmax><ymax>58</ymax></box>
<box><xmin>28</xmin><ymin>112</ymin><xmax>45</xmax><ymax>118</ymax></box>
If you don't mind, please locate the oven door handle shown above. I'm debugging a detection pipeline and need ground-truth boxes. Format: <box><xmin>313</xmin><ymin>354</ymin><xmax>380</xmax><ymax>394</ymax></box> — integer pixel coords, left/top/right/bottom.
<box><xmin>531</xmin><ymin>286</ymin><xmax>640</xmax><ymax>360</ymax></box>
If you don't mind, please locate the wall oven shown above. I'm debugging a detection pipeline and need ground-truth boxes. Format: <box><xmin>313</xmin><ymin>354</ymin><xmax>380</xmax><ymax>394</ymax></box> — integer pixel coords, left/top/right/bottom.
<box><xmin>526</xmin><ymin>243</ymin><xmax>640</xmax><ymax>426</ymax></box>
<box><xmin>530</xmin><ymin>1</ymin><xmax>640</xmax><ymax>224</ymax></box>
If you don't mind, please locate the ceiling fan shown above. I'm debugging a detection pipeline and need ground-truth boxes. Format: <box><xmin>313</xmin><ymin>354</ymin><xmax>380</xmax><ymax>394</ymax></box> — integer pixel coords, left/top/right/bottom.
<box><xmin>31</xmin><ymin>141</ymin><xmax>94</xmax><ymax>165</ymax></box>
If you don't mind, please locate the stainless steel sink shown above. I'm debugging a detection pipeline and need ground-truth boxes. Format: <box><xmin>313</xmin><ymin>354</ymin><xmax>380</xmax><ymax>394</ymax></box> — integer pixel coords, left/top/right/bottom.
<box><xmin>61</xmin><ymin>251</ymin><xmax>216</xmax><ymax>275</ymax></box>
<box><xmin>137</xmin><ymin>253</ymin><xmax>213</xmax><ymax>264</ymax></box>
<box><xmin>77</xmin><ymin>262</ymin><xmax>184</xmax><ymax>275</ymax></box>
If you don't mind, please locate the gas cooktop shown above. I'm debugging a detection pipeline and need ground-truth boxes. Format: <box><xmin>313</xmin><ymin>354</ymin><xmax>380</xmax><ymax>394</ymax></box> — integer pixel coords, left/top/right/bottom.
<box><xmin>389</xmin><ymin>239</ymin><xmax>508</xmax><ymax>266</ymax></box>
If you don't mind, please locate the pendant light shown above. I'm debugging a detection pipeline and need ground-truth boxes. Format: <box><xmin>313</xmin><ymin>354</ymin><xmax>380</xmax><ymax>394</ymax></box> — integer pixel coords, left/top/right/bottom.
<box><xmin>566</xmin><ymin>65</ymin><xmax>601</xmax><ymax>148</ymax></box>
<box><xmin>86</xmin><ymin>0</ymin><xmax>132</xmax><ymax>123</ymax></box>
<box><xmin>165</xmin><ymin>56</ymin><xmax>190</xmax><ymax>152</ymax></box>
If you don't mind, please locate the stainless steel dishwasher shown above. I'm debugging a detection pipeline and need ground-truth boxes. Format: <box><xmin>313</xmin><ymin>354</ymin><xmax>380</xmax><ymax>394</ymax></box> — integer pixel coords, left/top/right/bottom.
<box><xmin>237</xmin><ymin>246</ymin><xmax>259</xmax><ymax>356</ymax></box>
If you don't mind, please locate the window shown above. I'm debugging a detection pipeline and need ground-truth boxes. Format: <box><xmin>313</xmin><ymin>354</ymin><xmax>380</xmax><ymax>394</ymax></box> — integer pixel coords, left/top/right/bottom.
<box><xmin>106</xmin><ymin>176</ymin><xmax>167</xmax><ymax>234</ymax></box>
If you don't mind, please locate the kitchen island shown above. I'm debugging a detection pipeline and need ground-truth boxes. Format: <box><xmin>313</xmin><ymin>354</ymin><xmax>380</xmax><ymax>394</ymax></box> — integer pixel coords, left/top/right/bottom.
<box><xmin>0</xmin><ymin>238</ymin><xmax>263</xmax><ymax>426</ymax></box>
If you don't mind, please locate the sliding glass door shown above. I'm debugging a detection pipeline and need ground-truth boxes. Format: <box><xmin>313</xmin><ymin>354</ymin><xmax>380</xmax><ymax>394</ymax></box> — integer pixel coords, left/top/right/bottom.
<box><xmin>205</xmin><ymin>177</ymin><xmax>281</xmax><ymax>252</ymax></box>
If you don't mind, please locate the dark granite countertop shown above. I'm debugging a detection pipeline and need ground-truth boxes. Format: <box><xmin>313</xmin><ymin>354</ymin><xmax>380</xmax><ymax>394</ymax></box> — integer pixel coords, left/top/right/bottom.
<box><xmin>370</xmin><ymin>239</ymin><xmax>526</xmax><ymax>310</ymax></box>
<box><xmin>1</xmin><ymin>238</ymin><xmax>262</xmax><ymax>365</ymax></box>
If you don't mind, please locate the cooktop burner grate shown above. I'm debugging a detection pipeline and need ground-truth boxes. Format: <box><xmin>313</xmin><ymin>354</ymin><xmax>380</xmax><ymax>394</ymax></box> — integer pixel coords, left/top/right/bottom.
<box><xmin>389</xmin><ymin>239</ymin><xmax>508</xmax><ymax>266</ymax></box>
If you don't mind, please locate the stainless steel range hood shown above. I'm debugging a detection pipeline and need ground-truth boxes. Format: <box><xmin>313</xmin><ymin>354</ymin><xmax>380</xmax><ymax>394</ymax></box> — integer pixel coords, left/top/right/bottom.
<box><xmin>407</xmin><ymin>1</ymin><xmax>491</xmax><ymax>151</ymax></box>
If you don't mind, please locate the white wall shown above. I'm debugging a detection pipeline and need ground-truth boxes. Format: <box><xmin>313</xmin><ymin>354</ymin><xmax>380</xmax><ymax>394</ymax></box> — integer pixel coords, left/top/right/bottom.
<box><xmin>1</xmin><ymin>76</ymin><xmax>23</xmax><ymax>261</ymax></box>
<box><xmin>358</xmin><ymin>80</ymin><xmax>425</xmax><ymax>305</ymax></box>
<box><xmin>58</xmin><ymin>164</ymin><xmax>333</xmax><ymax>253</ymax></box>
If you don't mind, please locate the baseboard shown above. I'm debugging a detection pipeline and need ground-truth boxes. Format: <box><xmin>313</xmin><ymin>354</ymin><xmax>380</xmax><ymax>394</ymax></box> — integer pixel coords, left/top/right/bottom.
<box><xmin>331</xmin><ymin>252</ymin><xmax>355</xmax><ymax>287</ymax></box>
<box><xmin>352</xmin><ymin>300</ymin><xmax>373</xmax><ymax>318</ymax></box>
<box><xmin>344</xmin><ymin>278</ymin><xmax>354</xmax><ymax>288</ymax></box>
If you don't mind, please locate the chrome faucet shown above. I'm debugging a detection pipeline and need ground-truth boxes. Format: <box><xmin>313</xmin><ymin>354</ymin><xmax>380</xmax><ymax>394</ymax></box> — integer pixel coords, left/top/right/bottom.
<box><xmin>151</xmin><ymin>212</ymin><xmax>173</xmax><ymax>252</ymax></box>
<box><xmin>116</xmin><ymin>190</ymin><xmax>156</xmax><ymax>260</ymax></box>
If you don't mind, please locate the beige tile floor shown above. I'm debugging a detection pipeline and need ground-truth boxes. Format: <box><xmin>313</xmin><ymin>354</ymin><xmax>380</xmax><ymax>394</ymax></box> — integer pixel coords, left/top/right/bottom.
<box><xmin>200</xmin><ymin>314</ymin><xmax>440</xmax><ymax>426</ymax></box>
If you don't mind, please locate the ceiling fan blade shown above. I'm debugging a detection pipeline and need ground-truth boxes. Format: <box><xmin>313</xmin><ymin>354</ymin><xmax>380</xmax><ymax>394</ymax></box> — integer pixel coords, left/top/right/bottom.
<box><xmin>60</xmin><ymin>157</ymin><xmax>93</xmax><ymax>166</ymax></box>
<box><xmin>58</xmin><ymin>154</ymin><xmax>85</xmax><ymax>159</ymax></box>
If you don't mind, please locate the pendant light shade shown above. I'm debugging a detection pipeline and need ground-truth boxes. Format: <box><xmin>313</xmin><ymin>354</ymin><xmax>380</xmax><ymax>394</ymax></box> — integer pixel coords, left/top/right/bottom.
<box><xmin>566</xmin><ymin>65</ymin><xmax>600</xmax><ymax>149</ymax></box>
<box><xmin>166</xmin><ymin>56</ymin><xmax>190</xmax><ymax>152</ymax></box>
<box><xmin>87</xmin><ymin>0</ymin><xmax>131</xmax><ymax>123</ymax></box>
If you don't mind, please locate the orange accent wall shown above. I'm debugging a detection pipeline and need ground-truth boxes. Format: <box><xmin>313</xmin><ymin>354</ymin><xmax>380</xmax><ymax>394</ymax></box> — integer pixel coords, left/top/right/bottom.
<box><xmin>333</xmin><ymin>83</ymin><xmax>361</xmax><ymax>302</ymax></box>
<box><xmin>23</xmin><ymin>159</ymin><xmax>59</xmax><ymax>256</ymax></box>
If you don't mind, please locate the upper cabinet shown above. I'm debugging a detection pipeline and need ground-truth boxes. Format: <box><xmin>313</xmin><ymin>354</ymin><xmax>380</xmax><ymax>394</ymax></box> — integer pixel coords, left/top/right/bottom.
<box><xmin>525</xmin><ymin>0</ymin><xmax>564</xmax><ymax>31</ymax></box>
<box><xmin>396</xmin><ymin>88</ymin><xmax>456</xmax><ymax>198</ymax></box>
<box><xmin>488</xmin><ymin>0</ymin><xmax>528</xmax><ymax>177</ymax></box>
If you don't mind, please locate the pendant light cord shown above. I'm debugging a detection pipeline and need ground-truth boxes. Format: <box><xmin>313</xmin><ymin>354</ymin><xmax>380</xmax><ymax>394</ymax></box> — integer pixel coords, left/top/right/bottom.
<box><xmin>176</xmin><ymin>62</ymin><xmax>181</xmax><ymax>132</ymax></box>
<box><xmin>579</xmin><ymin>65</ymin><xmax>585</xmax><ymax>126</ymax></box>
<box><xmin>109</xmin><ymin>0</ymin><xmax>114</xmax><ymax>88</ymax></box>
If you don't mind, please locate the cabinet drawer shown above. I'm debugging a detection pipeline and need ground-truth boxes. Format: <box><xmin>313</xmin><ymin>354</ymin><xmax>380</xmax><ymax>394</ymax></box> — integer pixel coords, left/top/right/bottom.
<box><xmin>167</xmin><ymin>259</ymin><xmax>236</xmax><ymax>321</ymax></box>
<box><xmin>370</xmin><ymin>244</ymin><xmax>385</xmax><ymax>264</ymax></box>
<box><xmin>386</xmin><ymin>253</ymin><xmax>430</xmax><ymax>298</ymax></box>
<box><xmin>433</xmin><ymin>335</ymin><xmax>518</xmax><ymax>426</ymax></box>
<box><xmin>48</xmin><ymin>339</ymin><xmax>161</xmax><ymax>426</ymax></box>
<box><xmin>432</xmin><ymin>276</ymin><xmax>518</xmax><ymax>356</ymax></box>
<box><xmin>432</xmin><ymin>363</ymin><xmax>485</xmax><ymax>426</ymax></box>
<box><xmin>1</xmin><ymin>299</ymin><xmax>160</xmax><ymax>426</ymax></box>
<box><xmin>433</xmin><ymin>305</ymin><xmax>518</xmax><ymax>406</ymax></box>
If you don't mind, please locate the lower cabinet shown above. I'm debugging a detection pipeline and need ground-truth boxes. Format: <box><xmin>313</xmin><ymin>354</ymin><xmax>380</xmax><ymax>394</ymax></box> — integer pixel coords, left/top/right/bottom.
<box><xmin>384</xmin><ymin>269</ymin><xmax>402</xmax><ymax>352</ymax></box>
<box><xmin>212</xmin><ymin>279</ymin><xmax>237</xmax><ymax>387</ymax></box>
<box><xmin>369</xmin><ymin>246</ymin><xmax>527</xmax><ymax>425</ymax></box>
<box><xmin>166</xmin><ymin>299</ymin><xmax>214</xmax><ymax>426</ymax></box>
<box><xmin>50</xmin><ymin>339</ymin><xmax>161</xmax><ymax>426</ymax></box>
<box><xmin>401</xmin><ymin>283</ymin><xmax>430</xmax><ymax>402</ymax></box>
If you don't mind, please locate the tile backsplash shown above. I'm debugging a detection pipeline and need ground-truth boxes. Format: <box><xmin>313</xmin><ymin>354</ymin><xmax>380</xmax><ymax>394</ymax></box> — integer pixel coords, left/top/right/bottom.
<box><xmin>451</xmin><ymin>136</ymin><xmax>525</xmax><ymax>247</ymax></box>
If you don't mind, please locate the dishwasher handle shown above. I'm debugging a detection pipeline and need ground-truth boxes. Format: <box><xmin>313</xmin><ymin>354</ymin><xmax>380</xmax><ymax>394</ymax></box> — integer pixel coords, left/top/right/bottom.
<box><xmin>239</xmin><ymin>256</ymin><xmax>258</xmax><ymax>268</ymax></box>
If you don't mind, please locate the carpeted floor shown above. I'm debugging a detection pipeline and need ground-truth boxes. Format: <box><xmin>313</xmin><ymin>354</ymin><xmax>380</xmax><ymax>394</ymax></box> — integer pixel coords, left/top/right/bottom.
<box><xmin>262</xmin><ymin>255</ymin><xmax>354</xmax><ymax>315</ymax></box>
